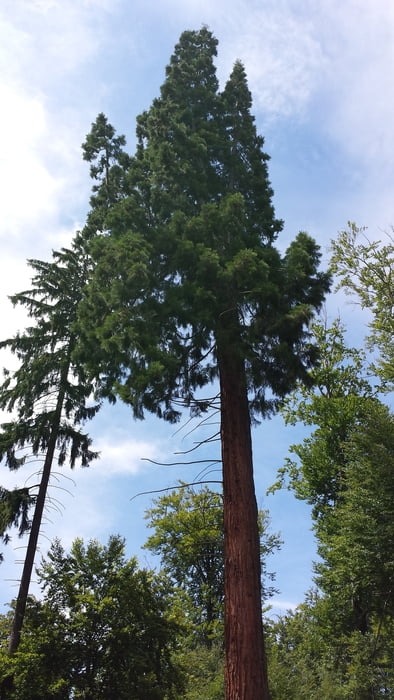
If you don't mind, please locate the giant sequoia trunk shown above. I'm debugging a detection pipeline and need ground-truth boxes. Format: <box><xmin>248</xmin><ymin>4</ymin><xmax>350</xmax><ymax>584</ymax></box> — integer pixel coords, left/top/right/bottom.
<box><xmin>217</xmin><ymin>338</ymin><xmax>270</xmax><ymax>700</ymax></box>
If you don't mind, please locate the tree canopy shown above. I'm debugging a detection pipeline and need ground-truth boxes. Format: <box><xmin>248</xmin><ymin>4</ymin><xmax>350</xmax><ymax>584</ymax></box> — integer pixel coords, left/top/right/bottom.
<box><xmin>77</xmin><ymin>28</ymin><xmax>329</xmax><ymax>422</ymax></box>
<box><xmin>270</xmin><ymin>317</ymin><xmax>394</xmax><ymax>696</ymax></box>
<box><xmin>331</xmin><ymin>222</ymin><xmax>394</xmax><ymax>386</ymax></box>
<box><xmin>0</xmin><ymin>536</ymin><xmax>183</xmax><ymax>699</ymax></box>
<box><xmin>144</xmin><ymin>484</ymin><xmax>281</xmax><ymax>648</ymax></box>
<box><xmin>75</xmin><ymin>28</ymin><xmax>330</xmax><ymax>700</ymax></box>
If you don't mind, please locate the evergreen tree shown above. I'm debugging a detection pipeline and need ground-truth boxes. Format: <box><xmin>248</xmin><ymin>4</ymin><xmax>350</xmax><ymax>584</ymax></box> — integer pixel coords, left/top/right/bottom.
<box><xmin>0</xmin><ymin>115</ymin><xmax>127</xmax><ymax>668</ymax></box>
<box><xmin>82</xmin><ymin>112</ymin><xmax>130</xmax><ymax>235</ymax></box>
<box><xmin>0</xmin><ymin>237</ymin><xmax>99</xmax><ymax>662</ymax></box>
<box><xmin>77</xmin><ymin>28</ymin><xmax>330</xmax><ymax>699</ymax></box>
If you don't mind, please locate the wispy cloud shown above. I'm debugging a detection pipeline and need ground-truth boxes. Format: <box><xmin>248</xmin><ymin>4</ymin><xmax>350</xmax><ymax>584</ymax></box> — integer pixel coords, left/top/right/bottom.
<box><xmin>217</xmin><ymin>6</ymin><xmax>326</xmax><ymax>119</ymax></box>
<box><xmin>0</xmin><ymin>433</ymin><xmax>162</xmax><ymax>492</ymax></box>
<box><xmin>86</xmin><ymin>436</ymin><xmax>162</xmax><ymax>478</ymax></box>
<box><xmin>266</xmin><ymin>598</ymin><xmax>299</xmax><ymax>616</ymax></box>
<box><xmin>0</xmin><ymin>86</ymin><xmax>60</xmax><ymax>240</ymax></box>
<box><xmin>0</xmin><ymin>0</ymin><xmax>121</xmax><ymax>251</ymax></box>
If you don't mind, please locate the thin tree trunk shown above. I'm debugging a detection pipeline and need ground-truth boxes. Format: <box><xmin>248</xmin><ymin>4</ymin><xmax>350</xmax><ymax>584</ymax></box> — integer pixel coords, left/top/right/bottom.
<box><xmin>8</xmin><ymin>365</ymin><xmax>69</xmax><ymax>656</ymax></box>
<box><xmin>218</xmin><ymin>340</ymin><xmax>270</xmax><ymax>700</ymax></box>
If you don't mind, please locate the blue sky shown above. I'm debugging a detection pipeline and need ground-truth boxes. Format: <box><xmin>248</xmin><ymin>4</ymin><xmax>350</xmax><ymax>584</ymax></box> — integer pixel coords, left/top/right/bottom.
<box><xmin>0</xmin><ymin>0</ymin><xmax>393</xmax><ymax>616</ymax></box>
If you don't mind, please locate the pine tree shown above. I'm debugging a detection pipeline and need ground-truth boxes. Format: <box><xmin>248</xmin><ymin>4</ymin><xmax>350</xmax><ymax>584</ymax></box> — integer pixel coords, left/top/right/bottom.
<box><xmin>77</xmin><ymin>28</ymin><xmax>330</xmax><ymax>699</ymax></box>
<box><xmin>0</xmin><ymin>237</ymin><xmax>100</xmax><ymax>661</ymax></box>
<box><xmin>0</xmin><ymin>111</ymin><xmax>128</xmax><ymax>666</ymax></box>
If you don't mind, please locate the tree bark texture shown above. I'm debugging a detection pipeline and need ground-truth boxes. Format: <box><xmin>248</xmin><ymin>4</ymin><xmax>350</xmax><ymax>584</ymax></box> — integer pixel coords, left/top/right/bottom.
<box><xmin>218</xmin><ymin>342</ymin><xmax>270</xmax><ymax>700</ymax></box>
<box><xmin>8</xmin><ymin>369</ymin><xmax>68</xmax><ymax>656</ymax></box>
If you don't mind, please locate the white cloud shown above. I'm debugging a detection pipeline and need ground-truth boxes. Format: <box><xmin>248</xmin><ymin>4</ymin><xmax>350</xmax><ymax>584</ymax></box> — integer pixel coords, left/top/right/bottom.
<box><xmin>201</xmin><ymin>0</ymin><xmax>394</xmax><ymax>197</ymax></box>
<box><xmin>88</xmin><ymin>436</ymin><xmax>161</xmax><ymax>478</ymax></box>
<box><xmin>0</xmin><ymin>432</ymin><xmax>161</xmax><ymax>492</ymax></box>
<box><xmin>268</xmin><ymin>598</ymin><xmax>298</xmax><ymax>611</ymax></box>
<box><xmin>0</xmin><ymin>0</ymin><xmax>118</xmax><ymax>356</ymax></box>
<box><xmin>309</xmin><ymin>1</ymin><xmax>394</xmax><ymax>177</ymax></box>
<box><xmin>0</xmin><ymin>86</ymin><xmax>60</xmax><ymax>240</ymax></box>
<box><xmin>0</xmin><ymin>0</ymin><xmax>115</xmax><ymax>80</ymax></box>
<box><xmin>266</xmin><ymin>598</ymin><xmax>299</xmax><ymax>617</ymax></box>
<box><xmin>217</xmin><ymin>6</ymin><xmax>325</xmax><ymax>119</ymax></box>
<box><xmin>0</xmin><ymin>0</ymin><xmax>124</xmax><ymax>247</ymax></box>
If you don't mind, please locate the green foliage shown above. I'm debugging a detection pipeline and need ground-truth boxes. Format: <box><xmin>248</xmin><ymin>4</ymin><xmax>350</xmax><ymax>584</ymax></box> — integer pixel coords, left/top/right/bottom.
<box><xmin>82</xmin><ymin>112</ymin><xmax>130</xmax><ymax>234</ymax></box>
<box><xmin>144</xmin><ymin>485</ymin><xmax>225</xmax><ymax>646</ymax></box>
<box><xmin>0</xmin><ymin>239</ymin><xmax>99</xmax><ymax>464</ymax></box>
<box><xmin>175</xmin><ymin>643</ymin><xmax>224</xmax><ymax>700</ymax></box>
<box><xmin>144</xmin><ymin>484</ymin><xmax>281</xmax><ymax>648</ymax></box>
<box><xmin>0</xmin><ymin>238</ymin><xmax>100</xmax><ymax>551</ymax></box>
<box><xmin>331</xmin><ymin>222</ymin><xmax>394</xmax><ymax>386</ymax></box>
<box><xmin>267</xmin><ymin>594</ymin><xmax>394</xmax><ymax>699</ymax></box>
<box><xmin>315</xmin><ymin>400</ymin><xmax>394</xmax><ymax>632</ymax></box>
<box><xmin>77</xmin><ymin>28</ymin><xmax>330</xmax><ymax>422</ymax></box>
<box><xmin>0</xmin><ymin>536</ymin><xmax>183</xmax><ymax>699</ymax></box>
<box><xmin>0</xmin><ymin>487</ymin><xmax>35</xmax><ymax>553</ymax></box>
<box><xmin>269</xmin><ymin>317</ymin><xmax>394</xmax><ymax>696</ymax></box>
<box><xmin>272</xmin><ymin>318</ymin><xmax>375</xmax><ymax>517</ymax></box>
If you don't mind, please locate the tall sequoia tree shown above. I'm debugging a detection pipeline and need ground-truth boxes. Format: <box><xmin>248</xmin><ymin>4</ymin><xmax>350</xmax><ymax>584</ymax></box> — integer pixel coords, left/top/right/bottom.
<box><xmin>78</xmin><ymin>28</ymin><xmax>330</xmax><ymax>699</ymax></box>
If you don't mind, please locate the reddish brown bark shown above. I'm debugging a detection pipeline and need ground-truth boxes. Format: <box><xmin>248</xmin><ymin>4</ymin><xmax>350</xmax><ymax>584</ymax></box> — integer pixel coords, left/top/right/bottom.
<box><xmin>218</xmin><ymin>341</ymin><xmax>270</xmax><ymax>700</ymax></box>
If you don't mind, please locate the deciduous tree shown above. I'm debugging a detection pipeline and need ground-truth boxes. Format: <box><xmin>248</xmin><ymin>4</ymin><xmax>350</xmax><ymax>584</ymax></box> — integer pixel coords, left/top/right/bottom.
<box><xmin>0</xmin><ymin>536</ymin><xmax>183</xmax><ymax>699</ymax></box>
<box><xmin>144</xmin><ymin>484</ymin><xmax>281</xmax><ymax>648</ymax></box>
<box><xmin>271</xmin><ymin>319</ymin><xmax>394</xmax><ymax>694</ymax></box>
<box><xmin>331</xmin><ymin>222</ymin><xmax>394</xmax><ymax>385</ymax></box>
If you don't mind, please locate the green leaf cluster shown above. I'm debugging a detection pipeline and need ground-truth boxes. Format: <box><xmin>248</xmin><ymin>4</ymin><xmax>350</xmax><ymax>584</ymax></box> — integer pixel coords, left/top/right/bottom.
<box><xmin>270</xmin><ymin>316</ymin><xmax>394</xmax><ymax>695</ymax></box>
<box><xmin>267</xmin><ymin>593</ymin><xmax>394</xmax><ymax>699</ymax></box>
<box><xmin>0</xmin><ymin>536</ymin><xmax>183</xmax><ymax>699</ymax></box>
<box><xmin>144</xmin><ymin>484</ymin><xmax>281</xmax><ymax>648</ymax></box>
<box><xmin>331</xmin><ymin>222</ymin><xmax>394</xmax><ymax>386</ymax></box>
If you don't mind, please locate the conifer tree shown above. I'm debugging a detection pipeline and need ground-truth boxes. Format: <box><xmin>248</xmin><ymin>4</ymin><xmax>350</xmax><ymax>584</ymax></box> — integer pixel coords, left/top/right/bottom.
<box><xmin>0</xmin><ymin>115</ymin><xmax>127</xmax><ymax>667</ymax></box>
<box><xmin>0</xmin><ymin>237</ymin><xmax>100</xmax><ymax>659</ymax></box>
<box><xmin>82</xmin><ymin>112</ymin><xmax>130</xmax><ymax>234</ymax></box>
<box><xmin>77</xmin><ymin>28</ymin><xmax>330</xmax><ymax>699</ymax></box>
